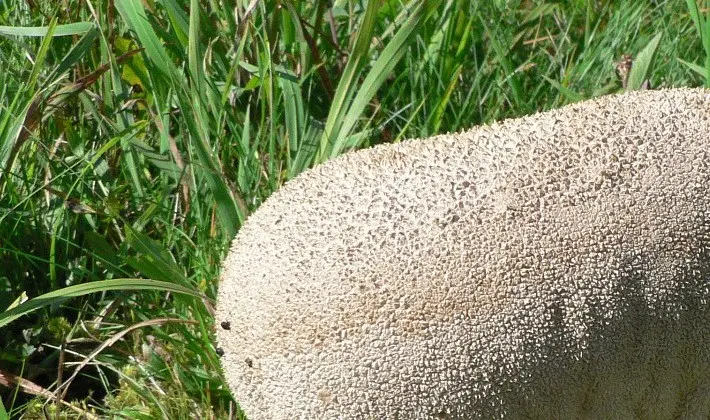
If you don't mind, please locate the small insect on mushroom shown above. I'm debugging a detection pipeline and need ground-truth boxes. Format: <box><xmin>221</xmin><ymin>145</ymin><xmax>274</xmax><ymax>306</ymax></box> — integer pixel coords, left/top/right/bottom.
<box><xmin>217</xmin><ymin>88</ymin><xmax>710</xmax><ymax>419</ymax></box>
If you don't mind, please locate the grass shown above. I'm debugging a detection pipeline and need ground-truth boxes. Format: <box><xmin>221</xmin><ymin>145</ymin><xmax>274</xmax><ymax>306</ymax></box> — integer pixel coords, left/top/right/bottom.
<box><xmin>0</xmin><ymin>0</ymin><xmax>708</xmax><ymax>418</ymax></box>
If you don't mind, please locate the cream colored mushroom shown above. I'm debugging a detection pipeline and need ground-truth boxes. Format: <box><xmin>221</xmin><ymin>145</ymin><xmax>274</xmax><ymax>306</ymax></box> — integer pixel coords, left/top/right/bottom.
<box><xmin>216</xmin><ymin>88</ymin><xmax>710</xmax><ymax>419</ymax></box>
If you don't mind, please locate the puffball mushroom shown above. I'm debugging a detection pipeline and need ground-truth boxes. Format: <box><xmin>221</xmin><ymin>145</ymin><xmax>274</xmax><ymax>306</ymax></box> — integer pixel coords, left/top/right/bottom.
<box><xmin>216</xmin><ymin>88</ymin><xmax>710</xmax><ymax>419</ymax></box>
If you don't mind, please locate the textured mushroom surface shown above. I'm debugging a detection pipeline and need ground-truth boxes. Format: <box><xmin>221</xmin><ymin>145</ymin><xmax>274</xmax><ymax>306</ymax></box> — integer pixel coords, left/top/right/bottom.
<box><xmin>217</xmin><ymin>88</ymin><xmax>710</xmax><ymax>419</ymax></box>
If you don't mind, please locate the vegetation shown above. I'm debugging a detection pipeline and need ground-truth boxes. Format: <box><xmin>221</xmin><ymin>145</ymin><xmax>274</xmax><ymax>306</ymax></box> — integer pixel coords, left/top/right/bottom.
<box><xmin>0</xmin><ymin>0</ymin><xmax>708</xmax><ymax>418</ymax></box>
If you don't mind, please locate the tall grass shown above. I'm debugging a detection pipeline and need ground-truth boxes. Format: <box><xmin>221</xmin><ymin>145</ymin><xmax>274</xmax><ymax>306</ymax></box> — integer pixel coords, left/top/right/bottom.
<box><xmin>0</xmin><ymin>0</ymin><xmax>707</xmax><ymax>417</ymax></box>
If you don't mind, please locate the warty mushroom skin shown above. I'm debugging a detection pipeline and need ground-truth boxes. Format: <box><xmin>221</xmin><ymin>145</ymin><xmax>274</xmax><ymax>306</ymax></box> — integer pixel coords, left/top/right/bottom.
<box><xmin>216</xmin><ymin>88</ymin><xmax>710</xmax><ymax>419</ymax></box>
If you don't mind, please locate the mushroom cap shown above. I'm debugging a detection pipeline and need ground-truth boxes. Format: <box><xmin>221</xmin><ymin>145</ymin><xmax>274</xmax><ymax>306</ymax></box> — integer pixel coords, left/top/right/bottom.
<box><xmin>216</xmin><ymin>88</ymin><xmax>710</xmax><ymax>419</ymax></box>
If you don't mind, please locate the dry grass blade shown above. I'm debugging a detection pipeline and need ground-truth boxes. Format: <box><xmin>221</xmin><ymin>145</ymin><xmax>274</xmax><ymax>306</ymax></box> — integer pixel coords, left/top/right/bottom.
<box><xmin>0</xmin><ymin>370</ymin><xmax>99</xmax><ymax>419</ymax></box>
<box><xmin>0</xmin><ymin>48</ymin><xmax>144</xmax><ymax>191</ymax></box>
<box><xmin>55</xmin><ymin>318</ymin><xmax>198</xmax><ymax>403</ymax></box>
<box><xmin>45</xmin><ymin>48</ymin><xmax>144</xmax><ymax>110</ymax></box>
<box><xmin>0</xmin><ymin>370</ymin><xmax>52</xmax><ymax>399</ymax></box>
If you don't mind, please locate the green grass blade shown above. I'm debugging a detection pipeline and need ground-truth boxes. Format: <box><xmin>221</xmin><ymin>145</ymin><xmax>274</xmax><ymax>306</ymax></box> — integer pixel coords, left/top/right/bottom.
<box><xmin>481</xmin><ymin>18</ymin><xmax>525</xmax><ymax>111</ymax></box>
<box><xmin>678</xmin><ymin>57</ymin><xmax>708</xmax><ymax>78</ymax></box>
<box><xmin>278</xmin><ymin>67</ymin><xmax>309</xmax><ymax>176</ymax></box>
<box><xmin>685</xmin><ymin>0</ymin><xmax>710</xmax><ymax>86</ymax></box>
<box><xmin>179</xmin><ymin>96</ymin><xmax>242</xmax><ymax>238</ymax></box>
<box><xmin>0</xmin><ymin>279</ymin><xmax>207</xmax><ymax>330</ymax></box>
<box><xmin>46</xmin><ymin>26</ymin><xmax>99</xmax><ymax>82</ymax></box>
<box><xmin>0</xmin><ymin>20</ymin><xmax>57</xmax><ymax>190</ymax></box>
<box><xmin>290</xmin><ymin>125</ymin><xmax>321</xmax><ymax>179</ymax></box>
<box><xmin>0</xmin><ymin>97</ymin><xmax>33</xmax><ymax>187</ymax></box>
<box><xmin>0</xmin><ymin>22</ymin><xmax>94</xmax><ymax>37</ymax></box>
<box><xmin>626</xmin><ymin>33</ymin><xmax>662</xmax><ymax>91</ymax></box>
<box><xmin>317</xmin><ymin>0</ymin><xmax>380</xmax><ymax>162</ymax></box>
<box><xmin>428</xmin><ymin>64</ymin><xmax>463</xmax><ymax>133</ymax></box>
<box><xmin>163</xmin><ymin>0</ymin><xmax>191</xmax><ymax>47</ymax></box>
<box><xmin>115</xmin><ymin>0</ymin><xmax>178</xmax><ymax>79</ymax></box>
<box><xmin>27</xmin><ymin>18</ymin><xmax>57</xmax><ymax>91</ymax></box>
<box><xmin>686</xmin><ymin>0</ymin><xmax>703</xmax><ymax>44</ymax></box>
<box><xmin>0</xmin><ymin>397</ymin><xmax>8</xmax><ymax>420</ymax></box>
<box><xmin>188</xmin><ymin>0</ymin><xmax>203</xmax><ymax>93</ymax></box>
<box><xmin>543</xmin><ymin>76</ymin><xmax>583</xmax><ymax>102</ymax></box>
<box><xmin>117</xmin><ymin>0</ymin><xmax>241</xmax><ymax>237</ymax></box>
<box><xmin>124</xmin><ymin>225</ymin><xmax>190</xmax><ymax>286</ymax></box>
<box><xmin>330</xmin><ymin>2</ymin><xmax>434</xmax><ymax>158</ymax></box>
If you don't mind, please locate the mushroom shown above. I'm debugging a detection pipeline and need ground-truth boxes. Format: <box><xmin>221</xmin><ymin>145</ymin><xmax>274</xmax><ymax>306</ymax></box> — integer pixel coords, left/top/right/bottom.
<box><xmin>216</xmin><ymin>88</ymin><xmax>710</xmax><ymax>419</ymax></box>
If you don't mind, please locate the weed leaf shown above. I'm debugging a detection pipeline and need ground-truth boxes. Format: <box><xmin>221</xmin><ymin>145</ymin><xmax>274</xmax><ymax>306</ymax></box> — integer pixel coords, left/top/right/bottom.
<box><xmin>626</xmin><ymin>33</ymin><xmax>661</xmax><ymax>91</ymax></box>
